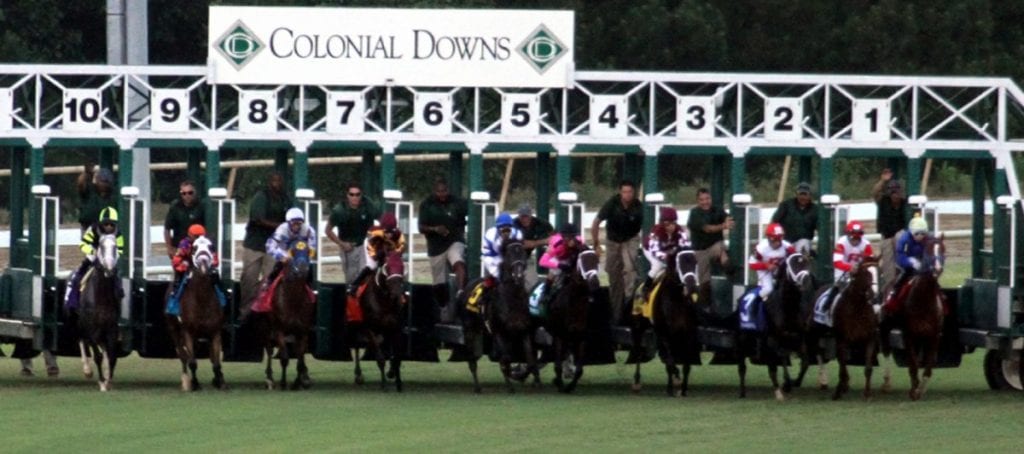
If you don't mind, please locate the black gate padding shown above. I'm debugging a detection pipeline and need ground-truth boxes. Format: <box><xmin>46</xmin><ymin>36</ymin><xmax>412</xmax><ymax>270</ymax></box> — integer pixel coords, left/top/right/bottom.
<box><xmin>135</xmin><ymin>280</ymin><xmax>177</xmax><ymax>358</ymax></box>
<box><xmin>223</xmin><ymin>281</ymin><xmax>264</xmax><ymax>362</ymax></box>
<box><xmin>583</xmin><ymin>287</ymin><xmax>617</xmax><ymax>365</ymax></box>
<box><xmin>406</xmin><ymin>284</ymin><xmax>440</xmax><ymax>362</ymax></box>
<box><xmin>313</xmin><ymin>284</ymin><xmax>353</xmax><ymax>361</ymax></box>
<box><xmin>892</xmin><ymin>288</ymin><xmax>963</xmax><ymax>368</ymax></box>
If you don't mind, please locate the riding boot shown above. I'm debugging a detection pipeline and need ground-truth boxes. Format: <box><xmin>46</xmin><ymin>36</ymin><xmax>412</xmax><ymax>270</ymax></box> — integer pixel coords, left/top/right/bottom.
<box><xmin>348</xmin><ymin>267</ymin><xmax>373</xmax><ymax>296</ymax></box>
<box><xmin>641</xmin><ymin>276</ymin><xmax>654</xmax><ymax>298</ymax></box>
<box><xmin>64</xmin><ymin>258</ymin><xmax>92</xmax><ymax>311</ymax></box>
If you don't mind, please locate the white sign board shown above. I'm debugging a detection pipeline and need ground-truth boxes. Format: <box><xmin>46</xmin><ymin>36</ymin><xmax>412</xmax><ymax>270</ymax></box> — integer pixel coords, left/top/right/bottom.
<box><xmin>0</xmin><ymin>89</ymin><xmax>11</xmax><ymax>131</ymax></box>
<box><xmin>151</xmin><ymin>89</ymin><xmax>191</xmax><ymax>132</ymax></box>
<box><xmin>63</xmin><ymin>89</ymin><xmax>103</xmax><ymax>132</ymax></box>
<box><xmin>326</xmin><ymin>91</ymin><xmax>365</xmax><ymax>134</ymax></box>
<box><xmin>208</xmin><ymin>6</ymin><xmax>575</xmax><ymax>88</ymax></box>
<box><xmin>414</xmin><ymin>93</ymin><xmax>453</xmax><ymax>135</ymax></box>
<box><xmin>590</xmin><ymin>95</ymin><xmax>628</xmax><ymax>138</ymax></box>
<box><xmin>764</xmin><ymin>97</ymin><xmax>803</xmax><ymax>140</ymax></box>
<box><xmin>501</xmin><ymin>93</ymin><xmax>540</xmax><ymax>136</ymax></box>
<box><xmin>852</xmin><ymin>99</ymin><xmax>891</xmax><ymax>142</ymax></box>
<box><xmin>676</xmin><ymin>96</ymin><xmax>715</xmax><ymax>139</ymax></box>
<box><xmin>238</xmin><ymin>90</ymin><xmax>278</xmax><ymax>133</ymax></box>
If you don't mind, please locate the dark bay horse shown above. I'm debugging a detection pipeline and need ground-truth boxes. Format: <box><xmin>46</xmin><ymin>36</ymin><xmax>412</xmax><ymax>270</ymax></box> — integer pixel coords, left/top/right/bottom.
<box><xmin>631</xmin><ymin>249</ymin><xmax>701</xmax><ymax>397</ymax></box>
<box><xmin>882</xmin><ymin>235</ymin><xmax>945</xmax><ymax>400</ymax></box>
<box><xmin>545</xmin><ymin>248</ymin><xmax>601</xmax><ymax>393</ymax></box>
<box><xmin>804</xmin><ymin>257</ymin><xmax>879</xmax><ymax>400</ymax></box>
<box><xmin>737</xmin><ymin>252</ymin><xmax>813</xmax><ymax>401</ymax></box>
<box><xmin>353</xmin><ymin>251</ymin><xmax>406</xmax><ymax>392</ymax></box>
<box><xmin>77</xmin><ymin>234</ymin><xmax>121</xmax><ymax>392</ymax></box>
<box><xmin>462</xmin><ymin>240</ymin><xmax>538</xmax><ymax>393</ymax></box>
<box><xmin>166</xmin><ymin>237</ymin><xmax>226</xmax><ymax>391</ymax></box>
<box><xmin>264</xmin><ymin>241</ymin><xmax>316</xmax><ymax>390</ymax></box>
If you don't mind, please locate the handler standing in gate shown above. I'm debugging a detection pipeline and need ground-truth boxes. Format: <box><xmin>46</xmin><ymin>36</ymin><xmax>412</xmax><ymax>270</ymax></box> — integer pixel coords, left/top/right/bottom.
<box><xmin>326</xmin><ymin>182</ymin><xmax>380</xmax><ymax>285</ymax></box>
<box><xmin>591</xmin><ymin>180</ymin><xmax>644</xmax><ymax>325</ymax></box>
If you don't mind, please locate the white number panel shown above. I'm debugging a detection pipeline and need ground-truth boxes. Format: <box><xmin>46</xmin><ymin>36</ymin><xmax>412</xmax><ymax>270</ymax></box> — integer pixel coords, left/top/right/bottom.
<box><xmin>327</xmin><ymin>91</ymin><xmax>365</xmax><ymax>135</ymax></box>
<box><xmin>676</xmin><ymin>96</ymin><xmax>715</xmax><ymax>139</ymax></box>
<box><xmin>501</xmin><ymin>94</ymin><xmax>540</xmax><ymax>136</ymax></box>
<box><xmin>590</xmin><ymin>95</ymin><xmax>628</xmax><ymax>138</ymax></box>
<box><xmin>414</xmin><ymin>93</ymin><xmax>452</xmax><ymax>135</ymax></box>
<box><xmin>764</xmin><ymin>97</ymin><xmax>803</xmax><ymax>140</ymax></box>
<box><xmin>63</xmin><ymin>89</ymin><xmax>103</xmax><ymax>132</ymax></box>
<box><xmin>238</xmin><ymin>90</ymin><xmax>278</xmax><ymax>133</ymax></box>
<box><xmin>0</xmin><ymin>89</ymin><xmax>11</xmax><ymax>131</ymax></box>
<box><xmin>852</xmin><ymin>99</ymin><xmax>891</xmax><ymax>142</ymax></box>
<box><xmin>151</xmin><ymin>89</ymin><xmax>190</xmax><ymax>132</ymax></box>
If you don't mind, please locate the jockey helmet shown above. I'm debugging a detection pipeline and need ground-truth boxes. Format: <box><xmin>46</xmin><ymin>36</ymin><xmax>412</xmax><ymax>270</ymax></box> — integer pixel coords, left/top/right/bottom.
<box><xmin>559</xmin><ymin>222</ymin><xmax>578</xmax><ymax>236</ymax></box>
<box><xmin>187</xmin><ymin>224</ymin><xmax>206</xmax><ymax>237</ymax></box>
<box><xmin>765</xmin><ymin>223</ymin><xmax>784</xmax><ymax>241</ymax></box>
<box><xmin>845</xmin><ymin>220</ymin><xmax>865</xmax><ymax>236</ymax></box>
<box><xmin>908</xmin><ymin>216</ymin><xmax>928</xmax><ymax>235</ymax></box>
<box><xmin>286</xmin><ymin>207</ymin><xmax>305</xmax><ymax>222</ymax></box>
<box><xmin>380</xmin><ymin>212</ymin><xmax>398</xmax><ymax>231</ymax></box>
<box><xmin>659</xmin><ymin>206</ymin><xmax>678</xmax><ymax>222</ymax></box>
<box><xmin>99</xmin><ymin>207</ymin><xmax>119</xmax><ymax>224</ymax></box>
<box><xmin>495</xmin><ymin>213</ymin><xmax>514</xmax><ymax>229</ymax></box>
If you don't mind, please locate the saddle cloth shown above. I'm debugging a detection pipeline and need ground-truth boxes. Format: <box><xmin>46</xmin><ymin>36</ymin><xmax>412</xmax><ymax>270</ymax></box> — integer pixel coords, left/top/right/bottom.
<box><xmin>165</xmin><ymin>274</ymin><xmax>227</xmax><ymax>316</ymax></box>
<box><xmin>346</xmin><ymin>282</ymin><xmax>369</xmax><ymax>323</ymax></box>
<box><xmin>528</xmin><ymin>282</ymin><xmax>546</xmax><ymax>317</ymax></box>
<box><xmin>813</xmin><ymin>288</ymin><xmax>837</xmax><ymax>327</ymax></box>
<box><xmin>465</xmin><ymin>281</ymin><xmax>487</xmax><ymax>314</ymax></box>
<box><xmin>738</xmin><ymin>287</ymin><xmax>767</xmax><ymax>332</ymax></box>
<box><xmin>252</xmin><ymin>275</ymin><xmax>316</xmax><ymax>313</ymax></box>
<box><xmin>631</xmin><ymin>279</ymin><xmax>664</xmax><ymax>322</ymax></box>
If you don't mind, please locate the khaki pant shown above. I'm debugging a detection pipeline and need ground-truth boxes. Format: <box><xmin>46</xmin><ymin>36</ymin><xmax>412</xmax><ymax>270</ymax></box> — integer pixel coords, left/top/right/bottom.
<box><xmin>695</xmin><ymin>240</ymin><xmax>728</xmax><ymax>285</ymax></box>
<box><xmin>340</xmin><ymin>245</ymin><xmax>365</xmax><ymax>284</ymax></box>
<box><xmin>879</xmin><ymin>232</ymin><xmax>901</xmax><ymax>289</ymax></box>
<box><xmin>524</xmin><ymin>256</ymin><xmax>540</xmax><ymax>291</ymax></box>
<box><xmin>605</xmin><ymin>236</ymin><xmax>640</xmax><ymax>325</ymax></box>
<box><xmin>240</xmin><ymin>246</ymin><xmax>275</xmax><ymax>311</ymax></box>
<box><xmin>428</xmin><ymin>242</ymin><xmax>466</xmax><ymax>285</ymax></box>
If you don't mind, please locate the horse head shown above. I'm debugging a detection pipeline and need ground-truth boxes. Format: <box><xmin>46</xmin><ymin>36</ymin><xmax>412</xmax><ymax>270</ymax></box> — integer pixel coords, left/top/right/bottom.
<box><xmin>923</xmin><ymin>234</ymin><xmax>946</xmax><ymax>278</ymax></box>
<box><xmin>96</xmin><ymin>234</ymin><xmax>119</xmax><ymax>278</ymax></box>
<box><xmin>288</xmin><ymin>241</ymin><xmax>312</xmax><ymax>279</ymax></box>
<box><xmin>783</xmin><ymin>252</ymin><xmax>813</xmax><ymax>292</ymax></box>
<box><xmin>191</xmin><ymin>236</ymin><xmax>215</xmax><ymax>275</ymax></box>
<box><xmin>499</xmin><ymin>240</ymin><xmax>528</xmax><ymax>288</ymax></box>
<box><xmin>575</xmin><ymin>248</ymin><xmax>601</xmax><ymax>292</ymax></box>
<box><xmin>380</xmin><ymin>251</ymin><xmax>407</xmax><ymax>309</ymax></box>
<box><xmin>675</xmin><ymin>249</ymin><xmax>700</xmax><ymax>294</ymax></box>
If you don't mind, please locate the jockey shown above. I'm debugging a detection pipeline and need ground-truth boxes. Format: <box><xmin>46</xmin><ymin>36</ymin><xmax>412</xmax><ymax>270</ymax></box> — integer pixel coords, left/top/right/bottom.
<box><xmin>65</xmin><ymin>207</ymin><xmax>125</xmax><ymax>308</ymax></box>
<box><xmin>481</xmin><ymin>213</ymin><xmax>524</xmax><ymax>285</ymax></box>
<box><xmin>887</xmin><ymin>215</ymin><xmax>933</xmax><ymax>304</ymax></box>
<box><xmin>640</xmin><ymin>206</ymin><xmax>692</xmax><ymax>296</ymax></box>
<box><xmin>539</xmin><ymin>222</ymin><xmax>585</xmax><ymax>276</ymax></box>
<box><xmin>264</xmin><ymin>207</ymin><xmax>318</xmax><ymax>284</ymax></box>
<box><xmin>171</xmin><ymin>224</ymin><xmax>220</xmax><ymax>282</ymax></box>
<box><xmin>348</xmin><ymin>212</ymin><xmax>407</xmax><ymax>295</ymax></box>
<box><xmin>748</xmin><ymin>223</ymin><xmax>796</xmax><ymax>300</ymax></box>
<box><xmin>833</xmin><ymin>220</ymin><xmax>874</xmax><ymax>281</ymax></box>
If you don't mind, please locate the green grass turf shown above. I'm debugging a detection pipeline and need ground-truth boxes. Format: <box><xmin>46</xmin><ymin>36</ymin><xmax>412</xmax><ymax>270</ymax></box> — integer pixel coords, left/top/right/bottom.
<box><xmin>1</xmin><ymin>347</ymin><xmax>1021</xmax><ymax>453</ymax></box>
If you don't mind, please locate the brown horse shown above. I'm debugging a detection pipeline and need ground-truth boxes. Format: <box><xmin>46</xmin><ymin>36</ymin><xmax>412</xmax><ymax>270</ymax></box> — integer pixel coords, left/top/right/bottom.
<box><xmin>881</xmin><ymin>235</ymin><xmax>945</xmax><ymax>401</ymax></box>
<box><xmin>263</xmin><ymin>241</ymin><xmax>316</xmax><ymax>390</ymax></box>
<box><xmin>804</xmin><ymin>257</ymin><xmax>879</xmax><ymax>400</ymax></box>
<box><xmin>353</xmin><ymin>251</ymin><xmax>406</xmax><ymax>392</ymax></box>
<box><xmin>631</xmin><ymin>249</ymin><xmax>701</xmax><ymax>397</ymax></box>
<box><xmin>462</xmin><ymin>240</ymin><xmax>538</xmax><ymax>393</ymax></box>
<box><xmin>167</xmin><ymin>237</ymin><xmax>226</xmax><ymax>391</ymax></box>
<box><xmin>545</xmin><ymin>248</ymin><xmax>601</xmax><ymax>393</ymax></box>
<box><xmin>76</xmin><ymin>234</ymin><xmax>122</xmax><ymax>392</ymax></box>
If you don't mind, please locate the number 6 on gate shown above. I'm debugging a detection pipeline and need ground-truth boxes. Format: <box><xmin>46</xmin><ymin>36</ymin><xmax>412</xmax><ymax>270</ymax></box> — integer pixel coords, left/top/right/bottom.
<box><xmin>414</xmin><ymin>93</ymin><xmax>453</xmax><ymax>135</ymax></box>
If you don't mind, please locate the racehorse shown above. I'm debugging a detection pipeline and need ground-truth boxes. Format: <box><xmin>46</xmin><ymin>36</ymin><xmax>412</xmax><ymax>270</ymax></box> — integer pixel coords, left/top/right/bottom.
<box><xmin>352</xmin><ymin>251</ymin><xmax>407</xmax><ymax>392</ymax></box>
<box><xmin>462</xmin><ymin>240</ymin><xmax>538</xmax><ymax>393</ymax></box>
<box><xmin>881</xmin><ymin>235</ymin><xmax>945</xmax><ymax>401</ymax></box>
<box><xmin>631</xmin><ymin>249</ymin><xmax>701</xmax><ymax>397</ymax></box>
<box><xmin>166</xmin><ymin>237</ymin><xmax>226</xmax><ymax>391</ymax></box>
<box><xmin>263</xmin><ymin>241</ymin><xmax>316</xmax><ymax>390</ymax></box>
<box><xmin>803</xmin><ymin>257</ymin><xmax>879</xmax><ymax>400</ymax></box>
<box><xmin>737</xmin><ymin>252</ymin><xmax>813</xmax><ymax>401</ymax></box>
<box><xmin>77</xmin><ymin>234</ymin><xmax>122</xmax><ymax>392</ymax></box>
<box><xmin>545</xmin><ymin>247</ymin><xmax>601</xmax><ymax>393</ymax></box>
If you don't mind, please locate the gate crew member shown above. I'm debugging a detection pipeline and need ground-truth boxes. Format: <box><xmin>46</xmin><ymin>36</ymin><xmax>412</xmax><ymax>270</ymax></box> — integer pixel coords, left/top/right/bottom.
<box><xmin>164</xmin><ymin>180</ymin><xmax>205</xmax><ymax>260</ymax></box>
<box><xmin>687</xmin><ymin>188</ymin><xmax>734</xmax><ymax>300</ymax></box>
<box><xmin>591</xmin><ymin>180</ymin><xmax>644</xmax><ymax>325</ymax></box>
<box><xmin>748</xmin><ymin>223</ymin><xmax>795</xmax><ymax>301</ymax></box>
<box><xmin>514</xmin><ymin>203</ymin><xmax>553</xmax><ymax>290</ymax></box>
<box><xmin>348</xmin><ymin>212</ymin><xmax>406</xmax><ymax>295</ymax></box>
<box><xmin>76</xmin><ymin>165</ymin><xmax>116</xmax><ymax>232</ymax></box>
<box><xmin>872</xmin><ymin>169</ymin><xmax>907</xmax><ymax>289</ymax></box>
<box><xmin>640</xmin><ymin>206</ymin><xmax>691</xmax><ymax>298</ymax></box>
<box><xmin>419</xmin><ymin>177</ymin><xmax>468</xmax><ymax>310</ymax></box>
<box><xmin>240</xmin><ymin>172</ymin><xmax>292</xmax><ymax>317</ymax></box>
<box><xmin>65</xmin><ymin>207</ymin><xmax>125</xmax><ymax>310</ymax></box>
<box><xmin>770</xmin><ymin>182</ymin><xmax>819</xmax><ymax>255</ymax></box>
<box><xmin>326</xmin><ymin>182</ymin><xmax>380</xmax><ymax>285</ymax></box>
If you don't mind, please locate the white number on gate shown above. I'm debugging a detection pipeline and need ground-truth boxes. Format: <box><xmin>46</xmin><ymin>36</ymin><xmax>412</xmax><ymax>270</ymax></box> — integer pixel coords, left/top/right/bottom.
<box><xmin>590</xmin><ymin>95</ymin><xmax>628</xmax><ymax>138</ymax></box>
<box><xmin>414</xmin><ymin>93</ymin><xmax>452</xmax><ymax>135</ymax></box>
<box><xmin>852</xmin><ymin>99</ymin><xmax>891</xmax><ymax>142</ymax></box>
<box><xmin>501</xmin><ymin>94</ymin><xmax>540</xmax><ymax>136</ymax></box>
<box><xmin>238</xmin><ymin>90</ymin><xmax>278</xmax><ymax>133</ymax></box>
<box><xmin>0</xmin><ymin>89</ymin><xmax>11</xmax><ymax>131</ymax></box>
<box><xmin>764</xmin><ymin>98</ymin><xmax>803</xmax><ymax>140</ymax></box>
<box><xmin>327</xmin><ymin>91</ymin><xmax>365</xmax><ymax>134</ymax></box>
<box><xmin>676</xmin><ymin>96</ymin><xmax>716</xmax><ymax>139</ymax></box>
<box><xmin>150</xmin><ymin>89</ymin><xmax>190</xmax><ymax>132</ymax></box>
<box><xmin>63</xmin><ymin>89</ymin><xmax>103</xmax><ymax>132</ymax></box>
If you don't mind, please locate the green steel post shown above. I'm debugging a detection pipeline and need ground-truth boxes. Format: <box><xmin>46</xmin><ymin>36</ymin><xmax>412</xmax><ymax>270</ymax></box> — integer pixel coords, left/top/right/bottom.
<box><xmin>362</xmin><ymin>149</ymin><xmax>379</xmax><ymax>195</ymax></box>
<box><xmin>728</xmin><ymin>155</ymin><xmax>746</xmax><ymax>284</ymax></box>
<box><xmin>449</xmin><ymin>151</ymin><xmax>463</xmax><ymax>197</ymax></box>
<box><xmin>467</xmin><ymin>148</ymin><xmax>485</xmax><ymax>280</ymax></box>
<box><xmin>293</xmin><ymin>149</ymin><xmax>309</xmax><ymax>190</ymax></box>
<box><xmin>993</xmin><ymin>168</ymin><xmax>1010</xmax><ymax>285</ymax></box>
<box><xmin>816</xmin><ymin>156</ymin><xmax>834</xmax><ymax>284</ymax></box>
<box><xmin>380</xmin><ymin>147</ymin><xmax>396</xmax><ymax>192</ymax></box>
<box><xmin>10</xmin><ymin>148</ymin><xmax>25</xmax><ymax>266</ymax></box>
<box><xmin>205</xmin><ymin>148</ymin><xmax>221</xmax><ymax>191</ymax></box>
<box><xmin>275</xmin><ymin>149</ymin><xmax>289</xmax><ymax>193</ymax></box>
<box><xmin>711</xmin><ymin>155</ymin><xmax>726</xmax><ymax>209</ymax></box>
<box><xmin>100</xmin><ymin>148</ymin><xmax>116</xmax><ymax>173</ymax></box>
<box><xmin>640</xmin><ymin>150</ymin><xmax>660</xmax><ymax>276</ymax></box>
<box><xmin>906</xmin><ymin>157</ymin><xmax>922</xmax><ymax>198</ymax></box>
<box><xmin>971</xmin><ymin>160</ymin><xmax>988</xmax><ymax>278</ymax></box>
<box><xmin>117</xmin><ymin>148</ymin><xmax>133</xmax><ymax>273</ymax></box>
<box><xmin>187</xmin><ymin>148</ymin><xmax>203</xmax><ymax>193</ymax></box>
<box><xmin>28</xmin><ymin>147</ymin><xmax>44</xmax><ymax>274</ymax></box>
<box><xmin>536</xmin><ymin>152</ymin><xmax>551</xmax><ymax>221</ymax></box>
<box><xmin>798</xmin><ymin>156</ymin><xmax>812</xmax><ymax>186</ymax></box>
<box><xmin>555</xmin><ymin>148</ymin><xmax>572</xmax><ymax>227</ymax></box>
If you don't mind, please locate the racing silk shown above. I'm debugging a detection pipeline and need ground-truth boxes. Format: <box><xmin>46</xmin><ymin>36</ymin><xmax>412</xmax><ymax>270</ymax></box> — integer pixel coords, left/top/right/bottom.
<box><xmin>748</xmin><ymin>239</ymin><xmax>795</xmax><ymax>272</ymax></box>
<box><xmin>172</xmin><ymin>236</ymin><xmax>220</xmax><ymax>273</ymax></box>
<box><xmin>482</xmin><ymin>226</ymin><xmax>524</xmax><ymax>258</ymax></box>
<box><xmin>895</xmin><ymin>230</ymin><xmax>929</xmax><ymax>271</ymax></box>
<box><xmin>80</xmin><ymin>223</ymin><xmax>124</xmax><ymax>257</ymax></box>
<box><xmin>833</xmin><ymin>235</ymin><xmax>873</xmax><ymax>279</ymax></box>
<box><xmin>266</xmin><ymin>222</ymin><xmax>318</xmax><ymax>261</ymax></box>
<box><xmin>539</xmin><ymin>233</ymin><xmax>585</xmax><ymax>269</ymax></box>
<box><xmin>646</xmin><ymin>224</ymin><xmax>691</xmax><ymax>261</ymax></box>
<box><xmin>365</xmin><ymin>227</ymin><xmax>406</xmax><ymax>259</ymax></box>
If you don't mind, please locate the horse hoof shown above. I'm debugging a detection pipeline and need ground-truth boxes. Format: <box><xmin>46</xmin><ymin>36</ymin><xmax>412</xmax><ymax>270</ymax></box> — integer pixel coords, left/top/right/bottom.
<box><xmin>192</xmin><ymin>380</ymin><xmax>201</xmax><ymax>391</ymax></box>
<box><xmin>265</xmin><ymin>379</ymin><xmax>274</xmax><ymax>390</ymax></box>
<box><xmin>83</xmin><ymin>370</ymin><xmax>93</xmax><ymax>380</ymax></box>
<box><xmin>631</xmin><ymin>383</ymin><xmax>642</xmax><ymax>393</ymax></box>
<box><xmin>774</xmin><ymin>389</ymin><xmax>786</xmax><ymax>402</ymax></box>
<box><xmin>99</xmin><ymin>381</ymin><xmax>110</xmax><ymax>392</ymax></box>
<box><xmin>46</xmin><ymin>366</ymin><xmax>60</xmax><ymax>378</ymax></box>
<box><xmin>354</xmin><ymin>375</ymin><xmax>365</xmax><ymax>385</ymax></box>
<box><xmin>881</xmin><ymin>380</ymin><xmax>892</xmax><ymax>393</ymax></box>
<box><xmin>909</xmin><ymin>389</ymin><xmax>921</xmax><ymax>401</ymax></box>
<box><xmin>673</xmin><ymin>390</ymin><xmax>682</xmax><ymax>398</ymax></box>
<box><xmin>474</xmin><ymin>386</ymin><xmax>482</xmax><ymax>394</ymax></box>
<box><xmin>819</xmin><ymin>384</ymin><xmax>829</xmax><ymax>391</ymax></box>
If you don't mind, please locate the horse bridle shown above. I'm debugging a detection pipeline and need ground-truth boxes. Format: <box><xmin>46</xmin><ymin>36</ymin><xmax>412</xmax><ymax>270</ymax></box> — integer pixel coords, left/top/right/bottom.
<box><xmin>97</xmin><ymin>234</ymin><xmax>119</xmax><ymax>276</ymax></box>
<box><xmin>191</xmin><ymin>238</ymin><xmax>214</xmax><ymax>273</ymax></box>
<box><xmin>785</xmin><ymin>253</ymin><xmax>811</xmax><ymax>286</ymax></box>
<box><xmin>504</xmin><ymin>242</ymin><xmax>527</xmax><ymax>283</ymax></box>
<box><xmin>675</xmin><ymin>250</ymin><xmax>699</xmax><ymax>287</ymax></box>
<box><xmin>576</xmin><ymin>249</ymin><xmax>599</xmax><ymax>281</ymax></box>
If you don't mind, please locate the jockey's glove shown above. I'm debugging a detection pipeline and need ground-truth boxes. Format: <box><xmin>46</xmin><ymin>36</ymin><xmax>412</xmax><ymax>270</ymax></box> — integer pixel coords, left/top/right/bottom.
<box><xmin>909</xmin><ymin>257</ymin><xmax>922</xmax><ymax>271</ymax></box>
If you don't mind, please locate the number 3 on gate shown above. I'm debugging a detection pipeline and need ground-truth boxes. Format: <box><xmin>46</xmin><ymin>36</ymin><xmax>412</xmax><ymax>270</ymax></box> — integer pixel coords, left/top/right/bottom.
<box><xmin>590</xmin><ymin>95</ymin><xmax>628</xmax><ymax>138</ymax></box>
<box><xmin>151</xmin><ymin>89</ymin><xmax>190</xmax><ymax>132</ymax></box>
<box><xmin>676</xmin><ymin>96</ymin><xmax>716</xmax><ymax>139</ymax></box>
<box><xmin>239</xmin><ymin>90</ymin><xmax>278</xmax><ymax>133</ymax></box>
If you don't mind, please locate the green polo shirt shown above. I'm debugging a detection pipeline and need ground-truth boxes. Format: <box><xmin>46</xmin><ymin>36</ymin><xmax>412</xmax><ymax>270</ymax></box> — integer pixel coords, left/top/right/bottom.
<box><xmin>877</xmin><ymin>198</ymin><xmax>907</xmax><ymax>239</ymax></box>
<box><xmin>596</xmin><ymin>195</ymin><xmax>644</xmax><ymax>242</ymax></box>
<box><xmin>687</xmin><ymin>205</ymin><xmax>728</xmax><ymax>250</ymax></box>
<box><xmin>164</xmin><ymin>198</ymin><xmax>206</xmax><ymax>246</ymax></box>
<box><xmin>514</xmin><ymin>215</ymin><xmax>553</xmax><ymax>256</ymax></box>
<box><xmin>770</xmin><ymin>198</ymin><xmax>819</xmax><ymax>243</ymax></box>
<box><xmin>243</xmin><ymin>189</ymin><xmax>292</xmax><ymax>251</ymax></box>
<box><xmin>78</xmin><ymin>186</ymin><xmax>116</xmax><ymax>229</ymax></box>
<box><xmin>418</xmin><ymin>195</ymin><xmax>468</xmax><ymax>256</ymax></box>
<box><xmin>328</xmin><ymin>197</ymin><xmax>381</xmax><ymax>244</ymax></box>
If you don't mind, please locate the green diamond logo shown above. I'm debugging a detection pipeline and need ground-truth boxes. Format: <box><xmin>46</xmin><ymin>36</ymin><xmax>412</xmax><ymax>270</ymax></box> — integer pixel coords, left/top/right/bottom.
<box><xmin>516</xmin><ymin>24</ymin><xmax>568</xmax><ymax>74</ymax></box>
<box><xmin>215</xmin><ymin>20</ymin><xmax>264</xmax><ymax>70</ymax></box>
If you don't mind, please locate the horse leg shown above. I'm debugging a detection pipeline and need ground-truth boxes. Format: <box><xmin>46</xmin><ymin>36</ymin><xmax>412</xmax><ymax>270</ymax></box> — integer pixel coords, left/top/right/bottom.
<box><xmin>863</xmin><ymin>338</ymin><xmax>876</xmax><ymax>400</ymax></box>
<box><xmin>817</xmin><ymin>348</ymin><xmax>829</xmax><ymax>391</ymax></box>
<box><xmin>263</xmin><ymin>343</ymin><xmax>275</xmax><ymax>390</ymax></box>
<box><xmin>496</xmin><ymin>336</ymin><xmax>515</xmax><ymax>394</ymax></box>
<box><xmin>768</xmin><ymin>363</ymin><xmax>785</xmax><ymax>402</ymax></box>
<box><xmin>368</xmin><ymin>333</ymin><xmax>388</xmax><ymax>391</ymax></box>
<box><xmin>832</xmin><ymin>339</ymin><xmax>849</xmax><ymax>401</ymax></box>
<box><xmin>918</xmin><ymin>334</ymin><xmax>939</xmax><ymax>399</ymax></box>
<box><xmin>389</xmin><ymin>338</ymin><xmax>402</xmax><ymax>393</ymax></box>
<box><xmin>564</xmin><ymin>340</ymin><xmax>585</xmax><ymax>394</ymax></box>
<box><xmin>91</xmin><ymin>344</ymin><xmax>104</xmax><ymax>390</ymax></box>
<box><xmin>105</xmin><ymin>330</ymin><xmax>118</xmax><ymax>390</ymax></box>
<box><xmin>185</xmin><ymin>332</ymin><xmax>200</xmax><ymax>391</ymax></box>
<box><xmin>662</xmin><ymin>336</ymin><xmax>679</xmax><ymax>397</ymax></box>
<box><xmin>211</xmin><ymin>331</ymin><xmax>226</xmax><ymax>390</ymax></box>
<box><xmin>79</xmin><ymin>340</ymin><xmax>93</xmax><ymax>379</ymax></box>
<box><xmin>292</xmin><ymin>334</ymin><xmax>311</xmax><ymax>390</ymax></box>
<box><xmin>737</xmin><ymin>346</ymin><xmax>747</xmax><ymax>399</ymax></box>
<box><xmin>176</xmin><ymin>339</ymin><xmax>191</xmax><ymax>392</ymax></box>
<box><xmin>631</xmin><ymin>322</ymin><xmax>646</xmax><ymax>393</ymax></box>
<box><xmin>276</xmin><ymin>332</ymin><xmax>290</xmax><ymax>391</ymax></box>
<box><xmin>353</xmin><ymin>341</ymin><xmax>365</xmax><ymax>385</ymax></box>
<box><xmin>552</xmin><ymin>338</ymin><xmax>565</xmax><ymax>391</ymax></box>
<box><xmin>905</xmin><ymin>335</ymin><xmax>921</xmax><ymax>401</ymax></box>
<box><xmin>522</xmin><ymin>335</ymin><xmax>541</xmax><ymax>389</ymax></box>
